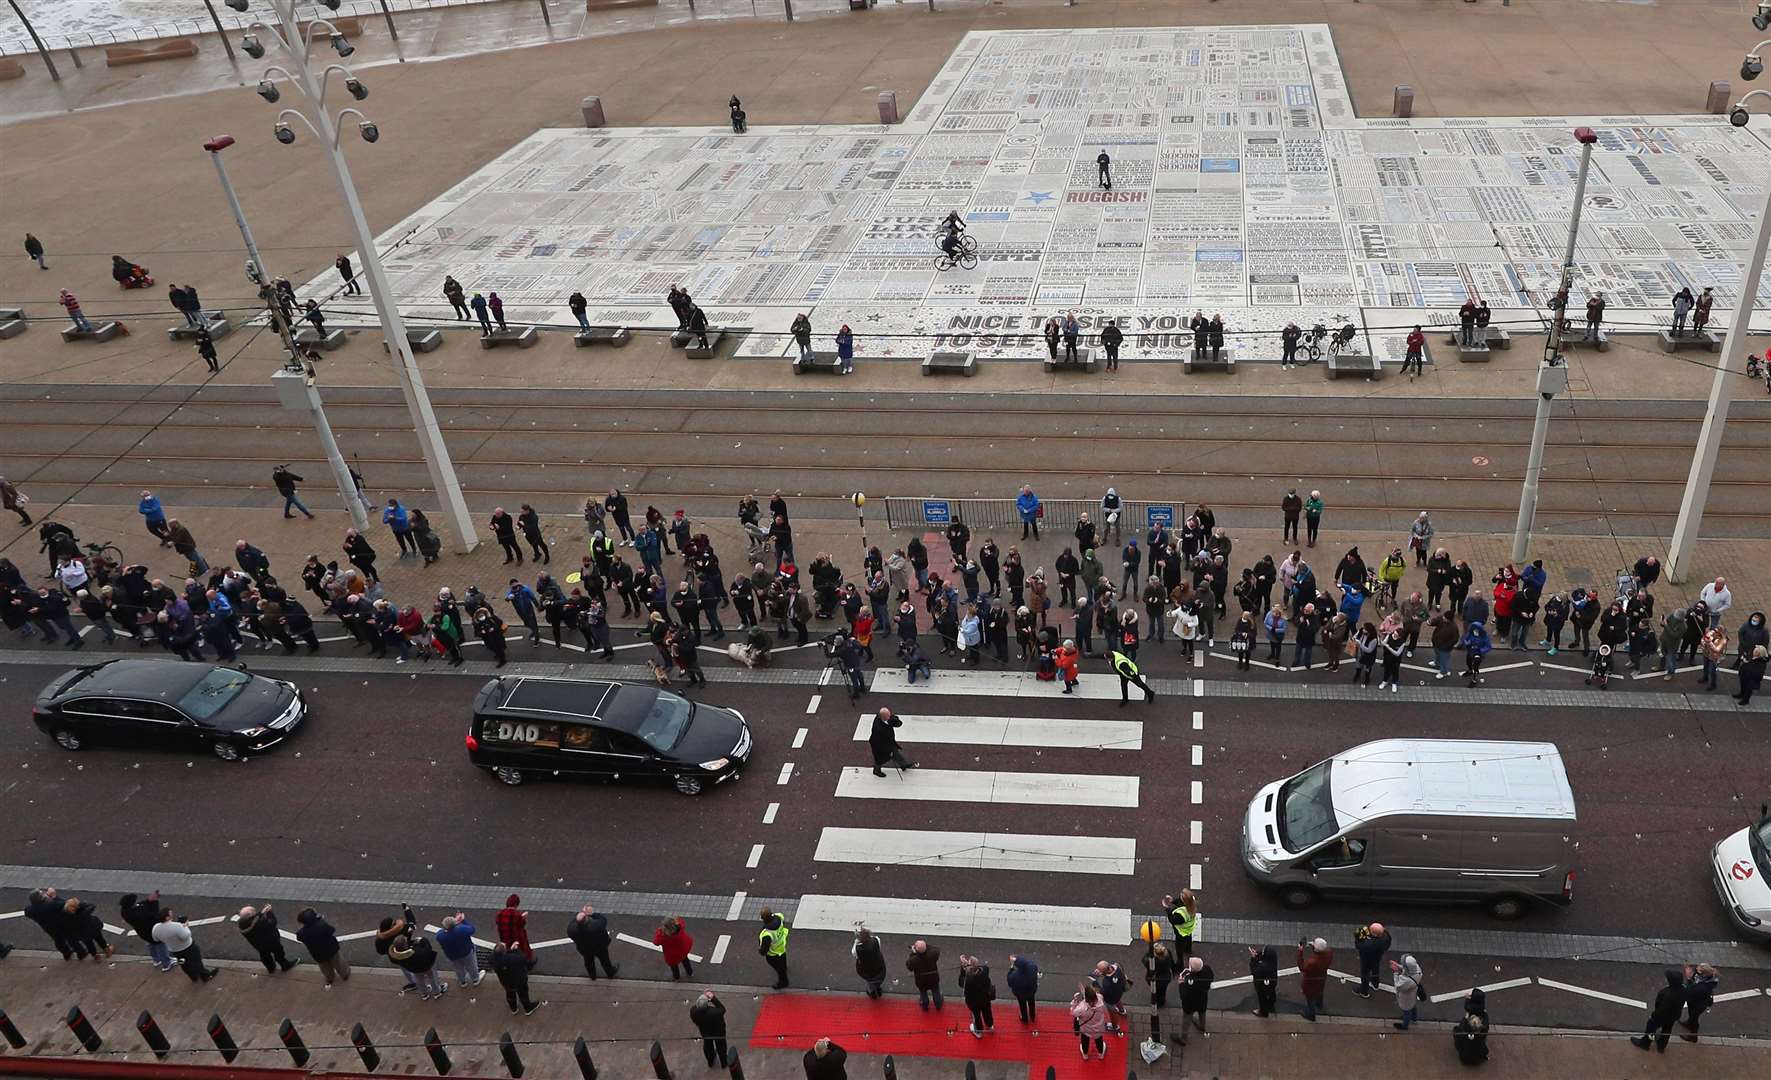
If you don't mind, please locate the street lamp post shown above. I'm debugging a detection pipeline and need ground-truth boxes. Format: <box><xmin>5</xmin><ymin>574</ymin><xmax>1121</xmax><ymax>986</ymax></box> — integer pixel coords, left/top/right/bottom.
<box><xmin>1668</xmin><ymin>92</ymin><xmax>1771</xmax><ymax>582</ymax></box>
<box><xmin>1511</xmin><ymin>126</ymin><xmax>1597</xmax><ymax>562</ymax></box>
<box><xmin>238</xmin><ymin>0</ymin><xmax>479</xmax><ymax>552</ymax></box>
<box><xmin>5</xmin><ymin>0</ymin><xmax>60</xmax><ymax>80</ymax></box>
<box><xmin>205</xmin><ymin>134</ymin><xmax>369</xmax><ymax>533</ymax></box>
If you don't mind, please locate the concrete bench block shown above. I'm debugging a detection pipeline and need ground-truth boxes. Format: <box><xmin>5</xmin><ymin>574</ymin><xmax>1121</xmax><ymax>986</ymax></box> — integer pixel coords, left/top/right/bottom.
<box><xmin>1326</xmin><ymin>351</ymin><xmax>1382</xmax><ymax>379</ymax></box>
<box><xmin>1708</xmin><ymin>80</ymin><xmax>1732</xmax><ymax>115</ymax></box>
<box><xmin>0</xmin><ymin>58</ymin><xmax>25</xmax><ymax>81</ymax></box>
<box><xmin>1659</xmin><ymin>329</ymin><xmax>1722</xmax><ymax>353</ymax></box>
<box><xmin>1043</xmin><ymin>347</ymin><xmax>1097</xmax><ymax>373</ymax></box>
<box><xmin>62</xmin><ymin>322</ymin><xmax>126</xmax><ymax>343</ymax></box>
<box><xmin>479</xmin><ymin>327</ymin><xmax>538</xmax><ymax>349</ymax></box>
<box><xmin>586</xmin><ymin>0</ymin><xmax>657</xmax><ymax>9</ymax></box>
<box><xmin>0</xmin><ymin>319</ymin><xmax>27</xmax><ymax>340</ymax></box>
<box><xmin>1182</xmin><ymin>348</ymin><xmax>1235</xmax><ymax>374</ymax></box>
<box><xmin>105</xmin><ymin>38</ymin><xmax>198</xmax><ymax>67</ymax></box>
<box><xmin>670</xmin><ymin>329</ymin><xmax>692</xmax><ymax>347</ymax></box>
<box><xmin>686</xmin><ymin>332</ymin><xmax>724</xmax><ymax>360</ymax></box>
<box><xmin>923</xmin><ymin>351</ymin><xmax>977</xmax><ymax>377</ymax></box>
<box><xmin>793</xmin><ymin>351</ymin><xmax>843</xmax><ymax>374</ymax></box>
<box><xmin>295</xmin><ymin>327</ymin><xmax>348</xmax><ymax>351</ymax></box>
<box><xmin>1393</xmin><ymin>84</ymin><xmax>1414</xmax><ymax>118</ymax></box>
<box><xmin>581</xmin><ymin>96</ymin><xmax>606</xmax><ymax>129</ymax></box>
<box><xmin>1457</xmin><ymin>342</ymin><xmax>1492</xmax><ymax>362</ymax></box>
<box><xmin>297</xmin><ymin>17</ymin><xmax>362</xmax><ymax>39</ymax></box>
<box><xmin>878</xmin><ymin>91</ymin><xmax>899</xmax><ymax>124</ymax></box>
<box><xmin>167</xmin><ymin>314</ymin><xmax>231</xmax><ymax>341</ymax></box>
<box><xmin>0</xmin><ymin>308</ymin><xmax>21</xmax><ymax>321</ymax></box>
<box><xmin>408</xmin><ymin>329</ymin><xmax>444</xmax><ymax>352</ymax></box>
<box><xmin>575</xmin><ymin>326</ymin><xmax>631</xmax><ymax>347</ymax></box>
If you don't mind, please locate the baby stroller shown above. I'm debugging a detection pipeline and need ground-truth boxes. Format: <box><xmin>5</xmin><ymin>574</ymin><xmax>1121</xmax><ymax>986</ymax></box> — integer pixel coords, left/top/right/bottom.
<box><xmin>743</xmin><ymin>520</ymin><xmax>771</xmax><ymax>564</ymax></box>
<box><xmin>1585</xmin><ymin>643</ymin><xmax>1612</xmax><ymax>689</ymax></box>
<box><xmin>1613</xmin><ymin>568</ymin><xmax>1637</xmax><ymax>603</ymax></box>
<box><xmin>111</xmin><ymin>255</ymin><xmax>154</xmax><ymax>289</ymax></box>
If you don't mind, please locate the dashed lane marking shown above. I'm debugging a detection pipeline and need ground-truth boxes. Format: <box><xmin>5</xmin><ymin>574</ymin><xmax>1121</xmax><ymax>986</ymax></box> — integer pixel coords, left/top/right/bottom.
<box><xmin>1189</xmin><ymin>864</ymin><xmax>1202</xmax><ymax>891</ymax></box>
<box><xmin>615</xmin><ymin>931</ymin><xmax>703</xmax><ymax>962</ymax></box>
<box><xmin>763</xmin><ymin>802</ymin><xmax>779</xmax><ymax>825</ymax></box>
<box><xmin>776</xmin><ymin>763</ymin><xmax>794</xmax><ymax>785</ymax></box>
<box><xmin>1711</xmin><ymin>988</ymin><xmax>1765</xmax><ymax>1003</ymax></box>
<box><xmin>834</xmin><ymin>766</ymin><xmax>1139</xmax><ymax>808</ymax></box>
<box><xmin>848</xmin><ymin>712</ymin><xmax>1142</xmax><ymax>750</ymax></box>
<box><xmin>1190</xmin><ymin>780</ymin><xmax>1203</xmax><ymax>804</ymax></box>
<box><xmin>710</xmin><ymin>934</ymin><xmax>730</xmax><ymax>965</ymax></box>
<box><xmin>747</xmin><ymin>844</ymin><xmax>765</xmax><ymax>869</ymax></box>
<box><xmin>871</xmin><ymin>668</ymin><xmax>1122</xmax><ymax>699</ymax></box>
<box><xmin>725</xmin><ymin>892</ymin><xmax>747</xmax><ymax>921</ymax></box>
<box><xmin>812</xmin><ymin>827</ymin><xmax>1136</xmax><ymax>875</ymax></box>
<box><xmin>1190</xmin><ymin>820</ymin><xmax>1202</xmax><ymax>845</ymax></box>
<box><xmin>1192</xmin><ymin>710</ymin><xmax>1203</xmax><ymax>731</ymax></box>
<box><xmin>1480</xmin><ymin>661</ymin><xmax>1535</xmax><ymax>674</ymax></box>
<box><xmin>1191</xmin><ymin>745</ymin><xmax>1203</xmax><ymax>767</ymax></box>
<box><xmin>1193</xmin><ymin>678</ymin><xmax>1203</xmax><ymax>696</ymax></box>
<box><xmin>793</xmin><ymin>728</ymin><xmax>808</xmax><ymax>749</ymax></box>
<box><xmin>1429</xmin><ymin>977</ymin><xmax>1534</xmax><ymax>1004</ymax></box>
<box><xmin>806</xmin><ymin>695</ymin><xmax>821</xmax><ymax>714</ymax></box>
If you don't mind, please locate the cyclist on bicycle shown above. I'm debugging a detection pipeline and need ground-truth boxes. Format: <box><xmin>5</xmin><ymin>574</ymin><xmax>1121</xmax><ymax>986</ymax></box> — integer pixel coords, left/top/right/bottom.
<box><xmin>939</xmin><ymin>212</ymin><xmax>966</xmax><ymax>259</ymax></box>
<box><xmin>1377</xmin><ymin>548</ymin><xmax>1407</xmax><ymax>610</ymax></box>
<box><xmin>943</xmin><ymin>211</ymin><xmax>967</xmax><ymax>237</ymax></box>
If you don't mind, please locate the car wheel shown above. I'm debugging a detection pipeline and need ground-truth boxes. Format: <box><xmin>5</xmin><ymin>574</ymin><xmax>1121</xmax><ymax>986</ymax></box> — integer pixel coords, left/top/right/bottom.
<box><xmin>493</xmin><ymin>766</ymin><xmax>526</xmax><ymax>787</ymax></box>
<box><xmin>1485</xmin><ymin>894</ymin><xmax>1527</xmax><ymax>920</ymax></box>
<box><xmin>1279</xmin><ymin>885</ymin><xmax>1318</xmax><ymax>910</ymax></box>
<box><xmin>52</xmin><ymin>729</ymin><xmax>82</xmax><ymax>751</ymax></box>
<box><xmin>674</xmin><ymin>774</ymin><xmax>705</xmax><ymax>796</ymax></box>
<box><xmin>211</xmin><ymin>741</ymin><xmax>243</xmax><ymax>762</ymax></box>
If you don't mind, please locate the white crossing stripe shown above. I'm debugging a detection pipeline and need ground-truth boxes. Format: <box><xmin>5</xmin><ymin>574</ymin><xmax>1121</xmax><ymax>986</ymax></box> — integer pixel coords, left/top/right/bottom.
<box><xmin>615</xmin><ymin>931</ymin><xmax>702</xmax><ymax>962</ymax></box>
<box><xmin>762</xmin><ymin>802</ymin><xmax>779</xmax><ymax>824</ymax></box>
<box><xmin>710</xmin><ymin>934</ymin><xmax>730</xmax><ymax>965</ymax></box>
<box><xmin>813</xmin><ymin>827</ymin><xmax>1136</xmax><ymax>875</ymax></box>
<box><xmin>725</xmin><ymin>892</ymin><xmax>747</xmax><ymax>921</ymax></box>
<box><xmin>1710</xmin><ymin>988</ymin><xmax>1764</xmax><ymax>1003</ymax></box>
<box><xmin>1193</xmin><ymin>678</ymin><xmax>1203</xmax><ymax>696</ymax></box>
<box><xmin>423</xmin><ymin>925</ymin><xmax>498</xmax><ymax>950</ymax></box>
<box><xmin>1192</xmin><ymin>710</ymin><xmax>1203</xmax><ymax>731</ymax></box>
<box><xmin>794</xmin><ymin>894</ymin><xmax>1130</xmax><ymax>946</ymax></box>
<box><xmin>529</xmin><ymin>937</ymin><xmax>573</xmax><ymax>950</ymax></box>
<box><xmin>1189</xmin><ymin>820</ymin><xmax>1202</xmax><ymax>845</ymax></box>
<box><xmin>1480</xmin><ymin>661</ymin><xmax>1534</xmax><ymax>674</ymax></box>
<box><xmin>835</xmin><ymin>767</ymin><xmax>1138</xmax><ymax>808</ymax></box>
<box><xmin>0</xmin><ymin>911</ymin><xmax>23</xmax><ymax>921</ymax></box>
<box><xmin>848</xmin><ymin>713</ymin><xmax>1142</xmax><ymax>750</ymax></box>
<box><xmin>1190</xmin><ymin>745</ymin><xmax>1203</xmax><ymax>766</ymax></box>
<box><xmin>746</xmin><ymin>844</ymin><xmax>765</xmax><ymax>869</ymax></box>
<box><xmin>336</xmin><ymin>930</ymin><xmax>379</xmax><ymax>942</ymax></box>
<box><xmin>1429</xmin><ymin>977</ymin><xmax>1533</xmax><ymax>1004</ymax></box>
<box><xmin>1330</xmin><ymin>968</ymin><xmax>1394</xmax><ymax>993</ymax></box>
<box><xmin>872</xmin><ymin>668</ymin><xmax>1123</xmax><ymax>699</ymax></box>
<box><xmin>1535</xmin><ymin>977</ymin><xmax>1645</xmax><ymax>1009</ymax></box>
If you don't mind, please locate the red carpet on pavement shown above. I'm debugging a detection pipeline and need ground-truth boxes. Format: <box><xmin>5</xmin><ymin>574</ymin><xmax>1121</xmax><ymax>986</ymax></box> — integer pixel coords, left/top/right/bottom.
<box><xmin>751</xmin><ymin>994</ymin><xmax>1131</xmax><ymax>1079</ymax></box>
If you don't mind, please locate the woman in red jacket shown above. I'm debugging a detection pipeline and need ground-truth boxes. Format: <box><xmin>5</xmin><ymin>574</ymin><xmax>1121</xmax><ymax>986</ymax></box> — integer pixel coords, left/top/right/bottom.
<box><xmin>654</xmin><ymin>917</ymin><xmax>694</xmax><ymax>980</ymax></box>
<box><xmin>1491</xmin><ymin>579</ymin><xmax>1517</xmax><ymax>641</ymax></box>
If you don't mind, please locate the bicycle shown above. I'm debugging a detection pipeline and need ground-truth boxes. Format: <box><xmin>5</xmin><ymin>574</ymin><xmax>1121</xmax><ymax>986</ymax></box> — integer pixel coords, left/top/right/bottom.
<box><xmin>935</xmin><ymin>249</ymin><xmax>978</xmax><ymax>271</ymax></box>
<box><xmin>935</xmin><ymin>233</ymin><xmax>979</xmax><ymax>256</ymax></box>
<box><xmin>83</xmin><ymin>541</ymin><xmax>125</xmax><ymax>581</ymax></box>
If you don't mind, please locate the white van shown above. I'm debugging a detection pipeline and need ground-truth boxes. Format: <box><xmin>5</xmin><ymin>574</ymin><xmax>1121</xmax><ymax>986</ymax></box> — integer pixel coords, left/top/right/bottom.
<box><xmin>1241</xmin><ymin>739</ymin><xmax>1577</xmax><ymax>919</ymax></box>
<box><xmin>1710</xmin><ymin>810</ymin><xmax>1771</xmax><ymax>941</ymax></box>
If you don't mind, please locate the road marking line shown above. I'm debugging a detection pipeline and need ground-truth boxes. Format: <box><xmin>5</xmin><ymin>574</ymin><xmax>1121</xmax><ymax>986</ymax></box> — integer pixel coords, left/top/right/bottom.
<box><xmin>848</xmin><ymin>713</ymin><xmax>1142</xmax><ymax>750</ymax></box>
<box><xmin>793</xmin><ymin>728</ymin><xmax>808</xmax><ymax>749</ymax></box>
<box><xmin>1538</xmin><ymin>661</ymin><xmax>1591</xmax><ymax>674</ymax></box>
<box><xmin>805</xmin><ymin>695</ymin><xmax>821</xmax><ymax>714</ymax></box>
<box><xmin>1189</xmin><ymin>863</ymin><xmax>1202</xmax><ymax>891</ymax></box>
<box><xmin>1400</xmin><ymin>661</ymin><xmax>1438</xmax><ymax>674</ymax></box>
<box><xmin>0</xmin><ymin>911</ymin><xmax>21</xmax><ymax>921</ymax></box>
<box><xmin>1193</xmin><ymin>678</ymin><xmax>1203</xmax><ymax>697</ymax></box>
<box><xmin>776</xmin><ymin>762</ymin><xmax>794</xmax><ymax>785</ymax></box>
<box><xmin>710</xmin><ymin>934</ymin><xmax>730</xmax><ymax>965</ymax></box>
<box><xmin>529</xmin><ymin>937</ymin><xmax>573</xmax><ymax>950</ymax></box>
<box><xmin>1535</xmin><ymin>977</ymin><xmax>1645</xmax><ymax>1009</ymax></box>
<box><xmin>725</xmin><ymin>892</ymin><xmax>747</xmax><ymax>921</ymax></box>
<box><xmin>1209</xmin><ymin>652</ymin><xmax>1284</xmax><ymax>670</ymax></box>
<box><xmin>835</xmin><ymin>766</ymin><xmax>1138</xmax><ymax>808</ymax></box>
<box><xmin>813</xmin><ymin>827</ymin><xmax>1136</xmax><ymax>875</ymax></box>
<box><xmin>102</xmin><ymin>922</ymin><xmax>128</xmax><ymax>936</ymax></box>
<box><xmin>1329</xmin><ymin>969</ymin><xmax>1394</xmax><ymax>993</ymax></box>
<box><xmin>1190</xmin><ymin>780</ymin><xmax>1202</xmax><ymax>804</ymax></box>
<box><xmin>1192</xmin><ymin>710</ymin><xmax>1203</xmax><ymax>731</ymax></box>
<box><xmin>746</xmin><ymin>844</ymin><xmax>765</xmax><ymax>869</ymax></box>
<box><xmin>1429</xmin><ymin>976</ymin><xmax>1533</xmax><ymax>1003</ymax></box>
<box><xmin>1215</xmin><ymin>975</ymin><xmax>1253</xmax><ymax>988</ymax></box>
<box><xmin>763</xmin><ymin>802</ymin><xmax>779</xmax><ymax>825</ymax></box>
<box><xmin>793</xmin><ymin>895</ymin><xmax>1130</xmax><ymax>946</ymax></box>
<box><xmin>186</xmin><ymin>916</ymin><xmax>228</xmax><ymax>927</ymax></box>
<box><xmin>1711</xmin><ymin>988</ymin><xmax>1763</xmax><ymax>1003</ymax></box>
<box><xmin>872</xmin><ymin>668</ymin><xmax>1122</xmax><ymax>699</ymax></box>
<box><xmin>1193</xmin><ymin>650</ymin><xmax>1203</xmax><ymax>668</ymax></box>
<box><xmin>616</xmin><ymin>931</ymin><xmax>702</xmax><ymax>962</ymax></box>
<box><xmin>1481</xmin><ymin>661</ymin><xmax>1534</xmax><ymax>674</ymax></box>
<box><xmin>1190</xmin><ymin>820</ymin><xmax>1202</xmax><ymax>845</ymax></box>
<box><xmin>336</xmin><ymin>929</ymin><xmax>378</xmax><ymax>942</ymax></box>
<box><xmin>819</xmin><ymin>667</ymin><xmax>832</xmax><ymax>686</ymax></box>
<box><xmin>1191</xmin><ymin>745</ymin><xmax>1203</xmax><ymax>767</ymax></box>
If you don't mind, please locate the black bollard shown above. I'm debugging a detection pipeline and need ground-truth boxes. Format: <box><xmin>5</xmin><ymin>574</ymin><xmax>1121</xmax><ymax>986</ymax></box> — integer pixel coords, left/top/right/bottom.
<box><xmin>964</xmin><ymin>1063</ymin><xmax>977</xmax><ymax>1080</ymax></box>
<box><xmin>64</xmin><ymin>1004</ymin><xmax>102</xmax><ymax>1053</ymax></box>
<box><xmin>0</xmin><ymin>1008</ymin><xmax>27</xmax><ymax>1050</ymax></box>
<box><xmin>499</xmin><ymin>1032</ymin><xmax>525</xmax><ymax>1078</ymax></box>
<box><xmin>424</xmin><ymin>1026</ymin><xmax>452</xmax><ymax>1076</ymax></box>
<box><xmin>208</xmin><ymin>1013</ymin><xmax>239</xmax><ymax>1063</ymax></box>
<box><xmin>649</xmin><ymin>1038</ymin><xmax>672</xmax><ymax>1079</ymax></box>
<box><xmin>351</xmin><ymin>1022</ymin><xmax>381</xmax><ymax>1072</ymax></box>
<box><xmin>136</xmin><ymin>1010</ymin><xmax>171</xmax><ymax>1060</ymax></box>
<box><xmin>573</xmin><ymin>1036</ymin><xmax>598</xmax><ymax>1080</ymax></box>
<box><xmin>883</xmin><ymin>1054</ymin><xmax>897</xmax><ymax>1079</ymax></box>
<box><xmin>1044</xmin><ymin>1068</ymin><xmax>1057</xmax><ymax>1080</ymax></box>
<box><xmin>727</xmin><ymin>1046</ymin><xmax>745</xmax><ymax>1080</ymax></box>
<box><xmin>278</xmin><ymin>1018</ymin><xmax>311</xmax><ymax>1067</ymax></box>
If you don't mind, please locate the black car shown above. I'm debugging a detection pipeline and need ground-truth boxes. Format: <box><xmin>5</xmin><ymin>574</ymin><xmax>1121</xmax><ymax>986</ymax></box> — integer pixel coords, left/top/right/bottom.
<box><xmin>467</xmin><ymin>676</ymin><xmax>751</xmax><ymax>795</ymax></box>
<box><xmin>33</xmin><ymin>659</ymin><xmax>308</xmax><ymax>762</ymax></box>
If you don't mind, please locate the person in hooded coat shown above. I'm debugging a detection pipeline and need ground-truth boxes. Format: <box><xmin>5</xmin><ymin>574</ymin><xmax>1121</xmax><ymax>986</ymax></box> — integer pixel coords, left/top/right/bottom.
<box><xmin>868</xmin><ymin>707</ymin><xmax>914</xmax><ymax>777</ymax></box>
<box><xmin>1452</xmin><ymin>987</ymin><xmax>1490</xmax><ymax>1065</ymax></box>
<box><xmin>1006</xmin><ymin>953</ymin><xmax>1039</xmax><ymax>1021</ymax></box>
<box><xmin>1631</xmin><ymin>968</ymin><xmax>1687</xmax><ymax>1051</ymax></box>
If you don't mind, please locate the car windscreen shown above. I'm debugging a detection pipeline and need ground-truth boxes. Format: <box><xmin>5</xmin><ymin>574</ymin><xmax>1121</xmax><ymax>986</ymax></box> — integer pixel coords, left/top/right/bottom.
<box><xmin>174</xmin><ymin>668</ymin><xmax>252</xmax><ymax>722</ymax></box>
<box><xmin>635</xmin><ymin>693</ymin><xmax>692</xmax><ymax>752</ymax></box>
<box><xmin>1276</xmin><ymin>759</ymin><xmax>1338</xmax><ymax>853</ymax></box>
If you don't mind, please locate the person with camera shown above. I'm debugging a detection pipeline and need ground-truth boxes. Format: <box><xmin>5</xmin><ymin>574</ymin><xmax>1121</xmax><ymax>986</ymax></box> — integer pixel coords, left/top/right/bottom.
<box><xmin>1353</xmin><ymin>921</ymin><xmax>1391</xmax><ymax>998</ymax></box>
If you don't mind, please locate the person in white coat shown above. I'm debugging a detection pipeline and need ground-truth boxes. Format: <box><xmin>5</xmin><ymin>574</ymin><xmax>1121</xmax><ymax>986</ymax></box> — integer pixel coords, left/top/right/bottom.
<box><xmin>1392</xmin><ymin>954</ymin><xmax>1424</xmax><ymax>1030</ymax></box>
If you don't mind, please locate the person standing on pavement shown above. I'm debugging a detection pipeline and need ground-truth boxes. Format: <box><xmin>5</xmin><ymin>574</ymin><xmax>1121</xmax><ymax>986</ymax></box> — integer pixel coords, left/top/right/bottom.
<box><xmin>237</xmin><ymin>905</ymin><xmax>299</xmax><ymax>974</ymax></box>
<box><xmin>1248</xmin><ymin>944</ymin><xmax>1279</xmax><ymax>1017</ymax></box>
<box><xmin>568</xmin><ymin>904</ymin><xmax>620</xmax><ymax>979</ymax></box>
<box><xmin>1391</xmin><ymin>954</ymin><xmax>1424</xmax><ymax>1030</ymax></box>
<box><xmin>1737</xmin><ymin>644</ymin><xmax>1768</xmax><ymax>706</ymax></box>
<box><xmin>1176</xmin><ymin>955</ymin><xmax>1213</xmax><ymax>1045</ymax></box>
<box><xmin>487</xmin><ymin>291</ymin><xmax>507</xmax><ymax>332</ymax></box>
<box><xmin>790</xmin><ymin>313</ymin><xmax>813</xmax><ymax>363</ymax></box>
<box><xmin>959</xmin><ymin>955</ymin><xmax>997</xmax><ymax>1037</ymax></box>
<box><xmin>907</xmin><ymin>938</ymin><xmax>943</xmax><ymax>1009</ymax></box>
<box><xmin>691</xmin><ymin>991</ymin><xmax>729</xmax><ymax>1067</ymax></box>
<box><xmin>1100</xmin><ymin>319</ymin><xmax>1122</xmax><ymax>370</ymax></box>
<box><xmin>1092</xmin><ymin>959</ymin><xmax>1129</xmax><ymax>1037</ymax></box>
<box><xmin>24</xmin><ymin>232</ymin><xmax>47</xmax><ymax>270</ymax></box>
<box><xmin>1353</xmin><ymin>921</ymin><xmax>1390</xmax><ymax>997</ymax></box>
<box><xmin>517</xmin><ymin>504</ymin><xmax>549</xmax><ymax>564</ymax></box>
<box><xmin>25</xmin><ymin>888</ymin><xmax>77</xmax><ymax>959</ymax></box>
<box><xmin>0</xmin><ymin>476</ymin><xmax>30</xmax><ymax>526</ymax></box>
<box><xmin>1453</xmin><ymin>988</ymin><xmax>1490</xmax><ymax>1064</ymax></box>
<box><xmin>1016</xmin><ymin>485</ymin><xmax>1041</xmax><ymax>539</ymax></box>
<box><xmin>835</xmin><ymin>324</ymin><xmax>854</xmax><ymax>374</ymax></box>
<box><xmin>758</xmin><ymin>908</ymin><xmax>791</xmax><ymax>989</ymax></box>
<box><xmin>296</xmin><ymin>907</ymin><xmax>348</xmax><ymax>985</ymax></box>
<box><xmin>1163</xmin><ymin>890</ymin><xmax>1199</xmax><ymax>959</ymax></box>
<box><xmin>1681</xmin><ymin>963</ymin><xmax>1720</xmax><ymax>1041</ymax></box>
<box><xmin>655</xmin><ymin>917</ymin><xmax>695</xmax><ymax>981</ymax></box>
<box><xmin>1143</xmin><ymin>941</ymin><xmax>1175</xmax><ymax>1011</ymax></box>
<box><xmin>803</xmin><ymin>1038</ymin><xmax>847</xmax><ymax>1080</ymax></box>
<box><xmin>155</xmin><ymin>907</ymin><xmax>217</xmax><ymax>982</ymax></box>
<box><xmin>1632</xmin><ymin>968</ymin><xmax>1687</xmax><ymax>1051</ymax></box>
<box><xmin>496</xmin><ymin>894</ymin><xmax>533</xmax><ymax>965</ymax></box>
<box><xmin>1071</xmin><ymin>983</ymin><xmax>1109</xmax><ymax>1061</ymax></box>
<box><xmin>335</xmin><ymin>253</ymin><xmax>361</xmax><ymax>295</ymax></box>
<box><xmin>121</xmin><ymin>892</ymin><xmax>174</xmax><ymax>971</ymax></box>
<box><xmin>492</xmin><ymin>943</ymin><xmax>544</xmax><ymax>1015</ymax></box>
<box><xmin>443</xmin><ymin>276</ymin><xmax>468</xmax><ymax>319</ymax></box>
<box><xmin>1303</xmin><ymin>490</ymin><xmax>1324</xmax><ymax>547</ymax></box>
<box><xmin>436</xmin><ymin>914</ymin><xmax>483</xmax><ymax>988</ymax></box>
<box><xmin>60</xmin><ymin>897</ymin><xmax>110</xmax><ymax>961</ymax></box>
<box><xmin>1007</xmin><ymin>953</ymin><xmax>1039</xmax><ymax>1022</ymax></box>
<box><xmin>852</xmin><ymin>926</ymin><xmax>886</xmax><ymax>998</ymax></box>
<box><xmin>1297</xmin><ymin>937</ymin><xmax>1332</xmax><ymax>1021</ymax></box>
<box><xmin>60</xmin><ymin>289</ymin><xmax>93</xmax><ymax>332</ymax></box>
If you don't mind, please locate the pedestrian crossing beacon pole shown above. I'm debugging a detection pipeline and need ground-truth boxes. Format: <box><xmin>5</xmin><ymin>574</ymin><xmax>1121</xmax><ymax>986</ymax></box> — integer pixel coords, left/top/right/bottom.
<box><xmin>1512</xmin><ymin>127</ymin><xmax>1595</xmax><ymax>562</ymax></box>
<box><xmin>1670</xmin><ymin>94</ymin><xmax>1771</xmax><ymax>581</ymax></box>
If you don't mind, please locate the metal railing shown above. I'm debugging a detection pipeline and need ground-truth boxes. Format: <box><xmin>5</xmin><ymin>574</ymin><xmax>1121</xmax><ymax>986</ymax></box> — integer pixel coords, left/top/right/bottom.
<box><xmin>883</xmin><ymin>496</ymin><xmax>1184</xmax><ymax>534</ymax></box>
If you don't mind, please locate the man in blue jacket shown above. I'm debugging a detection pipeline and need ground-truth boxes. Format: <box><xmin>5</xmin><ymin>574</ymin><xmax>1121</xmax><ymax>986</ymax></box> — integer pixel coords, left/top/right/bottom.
<box><xmin>138</xmin><ymin>490</ymin><xmax>171</xmax><ymax>546</ymax></box>
<box><xmin>506</xmin><ymin>579</ymin><xmax>542</xmax><ymax>644</ymax></box>
<box><xmin>1016</xmin><ymin>486</ymin><xmax>1041</xmax><ymax>540</ymax></box>
<box><xmin>436</xmin><ymin>914</ymin><xmax>483</xmax><ymax>989</ymax></box>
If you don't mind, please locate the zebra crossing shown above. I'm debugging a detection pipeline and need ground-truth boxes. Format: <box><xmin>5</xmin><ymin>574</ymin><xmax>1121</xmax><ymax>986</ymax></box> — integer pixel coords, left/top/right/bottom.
<box><xmin>795</xmin><ymin>670</ymin><xmax>1203</xmax><ymax>949</ymax></box>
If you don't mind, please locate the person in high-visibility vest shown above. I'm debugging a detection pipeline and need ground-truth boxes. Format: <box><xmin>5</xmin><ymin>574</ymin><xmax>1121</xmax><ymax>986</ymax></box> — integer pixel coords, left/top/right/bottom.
<box><xmin>757</xmin><ymin>908</ymin><xmax>790</xmax><ymax>989</ymax></box>
<box><xmin>1164</xmin><ymin>890</ymin><xmax>1199</xmax><ymax>959</ymax></box>
<box><xmin>1109</xmin><ymin>649</ymin><xmax>1155</xmax><ymax>706</ymax></box>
